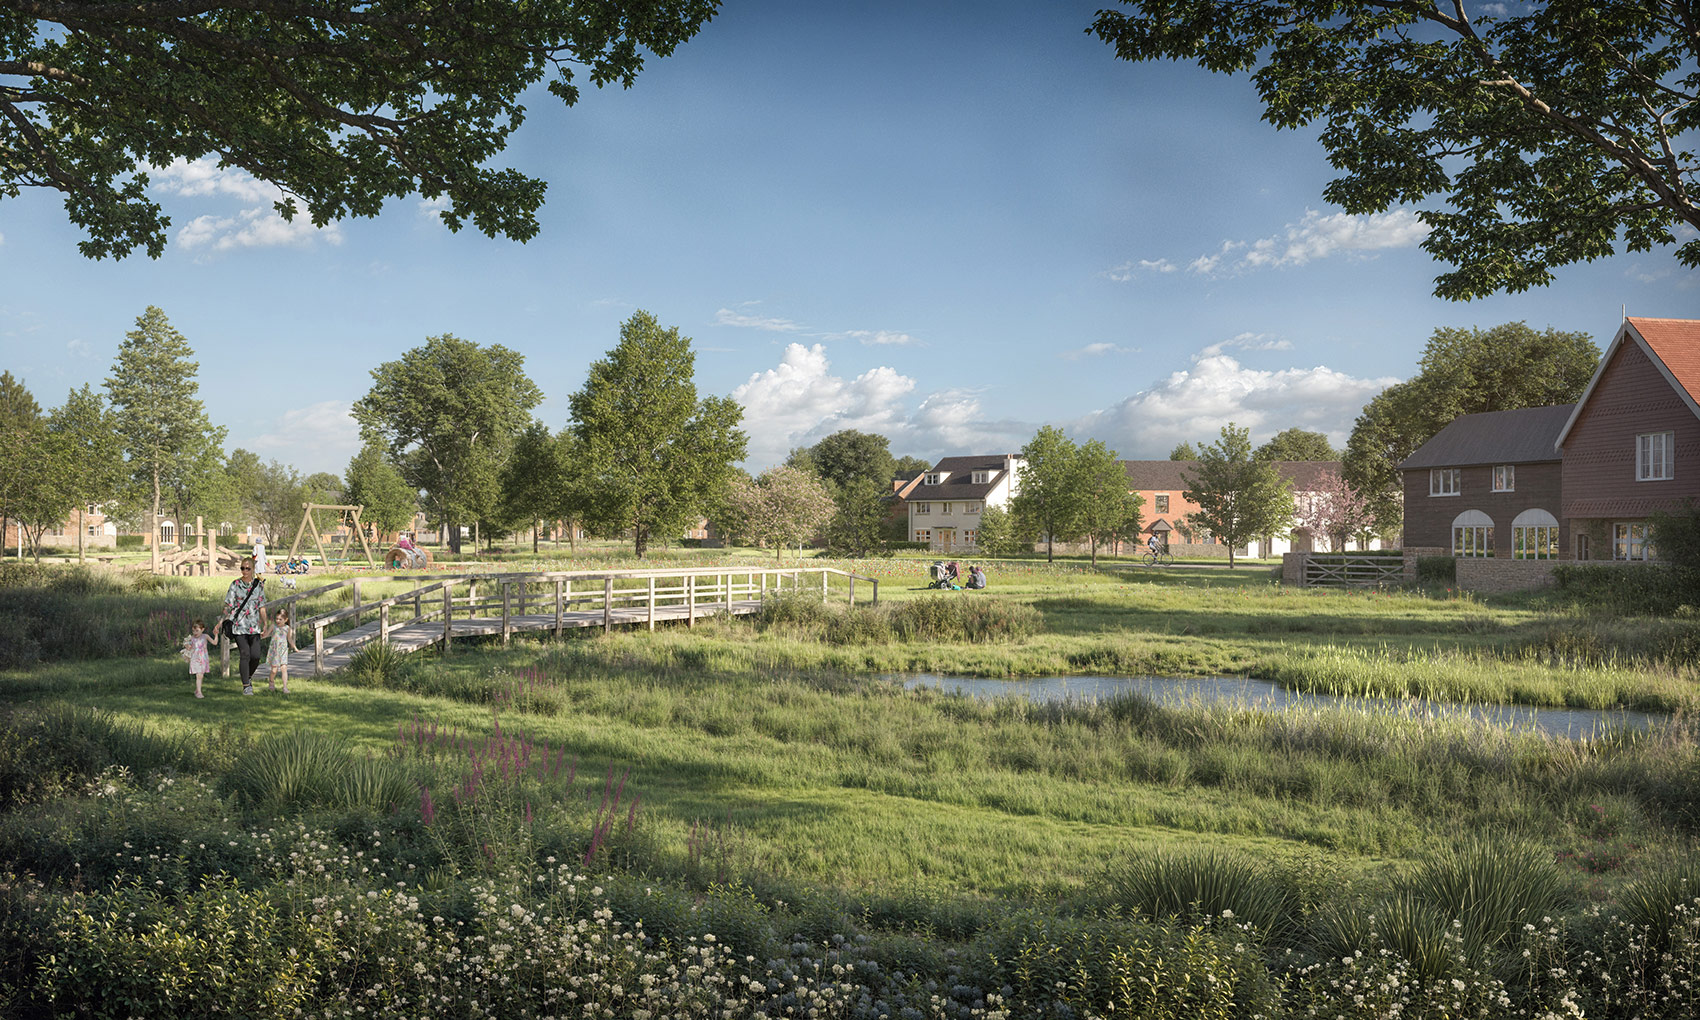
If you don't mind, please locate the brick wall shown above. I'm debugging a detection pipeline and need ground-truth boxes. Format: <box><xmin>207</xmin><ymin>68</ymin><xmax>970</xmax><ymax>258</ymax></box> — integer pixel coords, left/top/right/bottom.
<box><xmin>1401</xmin><ymin>546</ymin><xmax>1449</xmax><ymax>580</ymax></box>
<box><xmin>1455</xmin><ymin>558</ymin><xmax>1560</xmax><ymax>593</ymax></box>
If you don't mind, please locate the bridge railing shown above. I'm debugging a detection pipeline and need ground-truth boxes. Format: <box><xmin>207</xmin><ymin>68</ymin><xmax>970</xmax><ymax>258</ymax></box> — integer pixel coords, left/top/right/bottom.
<box><xmin>246</xmin><ymin>565</ymin><xmax>880</xmax><ymax>675</ymax></box>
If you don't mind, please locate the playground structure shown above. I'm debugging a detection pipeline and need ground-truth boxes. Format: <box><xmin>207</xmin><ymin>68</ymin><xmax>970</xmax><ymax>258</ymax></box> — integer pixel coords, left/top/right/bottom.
<box><xmin>384</xmin><ymin>537</ymin><xmax>433</xmax><ymax>571</ymax></box>
<box><xmin>287</xmin><ymin>503</ymin><xmax>379</xmax><ymax>571</ymax></box>
<box><xmin>158</xmin><ymin>515</ymin><xmax>242</xmax><ymax>575</ymax></box>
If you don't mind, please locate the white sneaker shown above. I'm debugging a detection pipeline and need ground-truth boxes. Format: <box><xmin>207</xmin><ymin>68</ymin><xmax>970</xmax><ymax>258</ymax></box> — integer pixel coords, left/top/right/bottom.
<box><xmin>242</xmin><ymin>687</ymin><xmax>254</xmax><ymax>695</ymax></box>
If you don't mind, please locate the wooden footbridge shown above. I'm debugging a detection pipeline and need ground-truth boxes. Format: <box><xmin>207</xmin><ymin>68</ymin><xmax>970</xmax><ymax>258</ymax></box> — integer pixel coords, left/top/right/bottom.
<box><xmin>220</xmin><ymin>566</ymin><xmax>879</xmax><ymax>678</ymax></box>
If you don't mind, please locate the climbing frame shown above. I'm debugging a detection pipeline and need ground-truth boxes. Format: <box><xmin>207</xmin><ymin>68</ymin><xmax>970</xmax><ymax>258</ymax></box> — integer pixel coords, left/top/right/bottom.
<box><xmin>286</xmin><ymin>503</ymin><xmax>379</xmax><ymax>570</ymax></box>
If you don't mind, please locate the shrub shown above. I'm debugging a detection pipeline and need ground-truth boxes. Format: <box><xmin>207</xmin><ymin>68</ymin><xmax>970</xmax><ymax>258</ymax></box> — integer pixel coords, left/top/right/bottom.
<box><xmin>1102</xmin><ymin>847</ymin><xmax>1301</xmax><ymax>940</ymax></box>
<box><xmin>1415</xmin><ymin>555</ymin><xmax>1456</xmax><ymax>584</ymax></box>
<box><xmin>114</xmin><ymin>534</ymin><xmax>143</xmax><ymax>549</ymax></box>
<box><xmin>888</xmin><ymin>595</ymin><xmax>1042</xmax><ymax>643</ymax></box>
<box><xmin>343</xmin><ymin>640</ymin><xmax>414</xmax><ymax>687</ymax></box>
<box><xmin>1394</xmin><ymin>836</ymin><xmax>1563</xmax><ymax>969</ymax></box>
<box><xmin>1552</xmin><ymin>562</ymin><xmax>1690</xmax><ymax>615</ymax></box>
<box><xmin>223</xmin><ymin>728</ymin><xmax>412</xmax><ymax>811</ymax></box>
<box><xmin>757</xmin><ymin>588</ymin><xmax>834</xmax><ymax>628</ymax></box>
<box><xmin>1618</xmin><ymin>857</ymin><xmax>1700</xmax><ymax>960</ymax></box>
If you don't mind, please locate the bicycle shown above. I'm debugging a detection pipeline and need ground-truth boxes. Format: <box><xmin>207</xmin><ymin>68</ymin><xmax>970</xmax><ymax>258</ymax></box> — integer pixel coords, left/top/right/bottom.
<box><xmin>1141</xmin><ymin>549</ymin><xmax>1174</xmax><ymax>567</ymax></box>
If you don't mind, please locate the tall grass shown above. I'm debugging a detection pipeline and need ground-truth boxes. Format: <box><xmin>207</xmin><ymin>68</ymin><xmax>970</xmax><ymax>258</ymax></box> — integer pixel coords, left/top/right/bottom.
<box><xmin>1102</xmin><ymin>847</ymin><xmax>1302</xmax><ymax>939</ymax></box>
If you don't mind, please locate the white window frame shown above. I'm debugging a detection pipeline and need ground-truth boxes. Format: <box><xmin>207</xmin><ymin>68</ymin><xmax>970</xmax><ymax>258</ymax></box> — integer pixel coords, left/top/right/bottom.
<box><xmin>914</xmin><ymin>529</ymin><xmax>931</xmax><ymax>543</ymax></box>
<box><xmin>964</xmin><ymin>529</ymin><xmax>978</xmax><ymax>546</ymax></box>
<box><xmin>971</xmin><ymin>470</ymin><xmax>990</xmax><ymax>484</ymax></box>
<box><xmin>941</xmin><ymin>502</ymin><xmax>952</xmax><ymax>515</ymax></box>
<box><xmin>965</xmin><ymin>501</ymin><xmax>982</xmax><ymax>514</ymax></box>
<box><xmin>1614</xmin><ymin>522</ymin><xmax>1648</xmax><ymax>561</ymax></box>
<box><xmin>1492</xmin><ymin>465</ymin><xmax>1515</xmax><ymax>492</ymax></box>
<box><xmin>1451</xmin><ymin>509</ymin><xmax>1493</xmax><ymax>558</ymax></box>
<box><xmin>915</xmin><ymin>502</ymin><xmax>931</xmax><ymax>515</ymax></box>
<box><xmin>1511</xmin><ymin>509</ymin><xmax>1559</xmax><ymax>560</ymax></box>
<box><xmin>1637</xmin><ymin>432</ymin><xmax>1674</xmax><ymax>481</ymax></box>
<box><xmin>1155</xmin><ymin>494</ymin><xmax>1170</xmax><ymax>514</ymax></box>
<box><xmin>1430</xmin><ymin>468</ymin><xmax>1461</xmax><ymax>496</ymax></box>
<box><xmin>925</xmin><ymin>472</ymin><xmax>943</xmax><ymax>486</ymax></box>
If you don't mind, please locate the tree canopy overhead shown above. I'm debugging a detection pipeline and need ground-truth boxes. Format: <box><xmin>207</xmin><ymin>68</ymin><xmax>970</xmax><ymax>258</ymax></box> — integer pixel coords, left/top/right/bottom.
<box><xmin>3</xmin><ymin>0</ymin><xmax>720</xmax><ymax>259</ymax></box>
<box><xmin>1091</xmin><ymin>1</ymin><xmax>1700</xmax><ymax>299</ymax></box>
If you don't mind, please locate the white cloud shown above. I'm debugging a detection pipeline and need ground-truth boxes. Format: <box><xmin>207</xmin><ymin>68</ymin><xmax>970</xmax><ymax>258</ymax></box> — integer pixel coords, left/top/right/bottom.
<box><xmin>715</xmin><ymin>304</ymin><xmax>919</xmax><ymax>346</ymax></box>
<box><xmin>66</xmin><ymin>339</ymin><xmax>92</xmax><ymax>357</ymax></box>
<box><xmin>246</xmin><ymin>400</ymin><xmax>363</xmax><ymax>474</ymax></box>
<box><xmin>1102</xmin><ymin>258</ymin><xmax>1177</xmax><ymax>281</ymax></box>
<box><xmin>151</xmin><ymin>157</ymin><xmax>343</xmax><ymax>251</ymax></box>
<box><xmin>716</xmin><ymin>308</ymin><xmax>804</xmax><ymax>332</ymax></box>
<box><xmin>418</xmin><ymin>195</ymin><xmax>449</xmax><ymax>219</ymax></box>
<box><xmin>178</xmin><ymin>208</ymin><xmax>344</xmax><ymax>251</ymax></box>
<box><xmin>1061</xmin><ymin>342</ymin><xmax>1135</xmax><ymax>360</ymax></box>
<box><xmin>730</xmin><ymin>344</ymin><xmax>1027</xmax><ymax>468</ymax></box>
<box><xmin>1197</xmin><ymin>210</ymin><xmax>1430</xmax><ymax>276</ymax></box>
<box><xmin>1073</xmin><ymin>341</ymin><xmax>1400</xmax><ymax>458</ymax></box>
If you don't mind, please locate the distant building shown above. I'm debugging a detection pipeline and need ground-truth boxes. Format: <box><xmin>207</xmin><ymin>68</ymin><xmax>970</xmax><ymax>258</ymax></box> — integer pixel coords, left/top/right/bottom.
<box><xmin>906</xmin><ymin>454</ymin><xmax>1024</xmax><ymax>552</ymax></box>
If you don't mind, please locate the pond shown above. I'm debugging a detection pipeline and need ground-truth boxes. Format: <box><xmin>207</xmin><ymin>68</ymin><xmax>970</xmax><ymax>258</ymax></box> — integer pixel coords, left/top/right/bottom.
<box><xmin>893</xmin><ymin>673</ymin><xmax>1664</xmax><ymax>739</ymax></box>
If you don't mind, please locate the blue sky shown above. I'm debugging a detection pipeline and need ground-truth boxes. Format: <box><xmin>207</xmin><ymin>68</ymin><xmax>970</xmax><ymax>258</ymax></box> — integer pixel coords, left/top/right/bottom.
<box><xmin>2</xmin><ymin>0</ymin><xmax>1694</xmax><ymax>477</ymax></box>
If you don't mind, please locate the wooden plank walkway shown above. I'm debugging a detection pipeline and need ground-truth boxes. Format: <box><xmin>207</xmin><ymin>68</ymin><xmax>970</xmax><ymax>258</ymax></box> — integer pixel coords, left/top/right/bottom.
<box><xmin>283</xmin><ymin>599</ymin><xmax>764</xmax><ymax>674</ymax></box>
<box><xmin>218</xmin><ymin>565</ymin><xmax>876</xmax><ymax>678</ymax></box>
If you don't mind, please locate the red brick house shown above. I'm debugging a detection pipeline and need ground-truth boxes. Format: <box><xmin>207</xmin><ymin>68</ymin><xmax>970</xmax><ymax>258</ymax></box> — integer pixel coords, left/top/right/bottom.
<box><xmin>1556</xmin><ymin>317</ymin><xmax>1700</xmax><ymax>560</ymax></box>
<box><xmin>1399</xmin><ymin>316</ymin><xmax>1700</xmax><ymax>563</ymax></box>
<box><xmin>1399</xmin><ymin>404</ymin><xmax>1573</xmax><ymax>559</ymax></box>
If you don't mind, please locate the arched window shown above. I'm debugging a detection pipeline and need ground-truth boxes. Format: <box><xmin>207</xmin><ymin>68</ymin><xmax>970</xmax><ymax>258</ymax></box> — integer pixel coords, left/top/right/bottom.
<box><xmin>1451</xmin><ymin>510</ymin><xmax>1493</xmax><ymax>558</ymax></box>
<box><xmin>159</xmin><ymin>520</ymin><xmax>176</xmax><ymax>545</ymax></box>
<box><xmin>1511</xmin><ymin>509</ymin><xmax>1559</xmax><ymax>560</ymax></box>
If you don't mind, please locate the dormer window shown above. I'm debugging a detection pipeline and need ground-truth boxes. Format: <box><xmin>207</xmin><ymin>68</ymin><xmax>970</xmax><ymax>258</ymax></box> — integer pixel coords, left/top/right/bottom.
<box><xmin>925</xmin><ymin>472</ymin><xmax>943</xmax><ymax>486</ymax></box>
<box><xmin>971</xmin><ymin>470</ymin><xmax>990</xmax><ymax>484</ymax></box>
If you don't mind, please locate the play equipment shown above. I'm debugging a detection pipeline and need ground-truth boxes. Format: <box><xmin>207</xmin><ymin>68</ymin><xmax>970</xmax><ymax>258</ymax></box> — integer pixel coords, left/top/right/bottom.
<box><xmin>385</xmin><ymin>535</ymin><xmax>433</xmax><ymax>571</ymax></box>
<box><xmin>286</xmin><ymin>503</ymin><xmax>379</xmax><ymax>571</ymax></box>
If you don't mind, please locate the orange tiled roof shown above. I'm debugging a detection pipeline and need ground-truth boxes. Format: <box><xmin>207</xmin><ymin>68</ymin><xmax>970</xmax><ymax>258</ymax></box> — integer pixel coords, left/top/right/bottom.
<box><xmin>1631</xmin><ymin>317</ymin><xmax>1700</xmax><ymax>405</ymax></box>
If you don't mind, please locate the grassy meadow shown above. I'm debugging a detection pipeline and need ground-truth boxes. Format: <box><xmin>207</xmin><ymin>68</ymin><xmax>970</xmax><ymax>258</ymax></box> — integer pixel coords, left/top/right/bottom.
<box><xmin>2</xmin><ymin>547</ymin><xmax>1698</xmax><ymax>1017</ymax></box>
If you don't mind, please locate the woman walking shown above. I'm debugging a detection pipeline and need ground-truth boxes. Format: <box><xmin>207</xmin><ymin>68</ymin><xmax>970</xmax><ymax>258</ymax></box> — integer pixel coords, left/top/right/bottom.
<box><xmin>219</xmin><ymin>556</ymin><xmax>268</xmax><ymax>695</ymax></box>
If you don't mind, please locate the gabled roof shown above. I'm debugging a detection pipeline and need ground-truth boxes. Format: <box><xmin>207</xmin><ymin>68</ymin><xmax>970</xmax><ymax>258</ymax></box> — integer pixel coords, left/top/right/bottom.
<box><xmin>906</xmin><ymin>455</ymin><xmax>1013</xmax><ymax>502</ymax></box>
<box><xmin>1400</xmin><ymin>404</ymin><xmax>1575</xmax><ymax>470</ymax></box>
<box><xmin>1123</xmin><ymin>459</ymin><xmax>1343</xmax><ymax>491</ymax></box>
<box><xmin>1556</xmin><ymin>317</ymin><xmax>1700</xmax><ymax>448</ymax></box>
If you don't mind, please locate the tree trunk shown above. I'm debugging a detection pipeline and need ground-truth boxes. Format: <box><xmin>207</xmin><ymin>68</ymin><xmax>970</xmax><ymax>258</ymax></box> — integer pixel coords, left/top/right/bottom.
<box><xmin>151</xmin><ymin>465</ymin><xmax>162</xmax><ymax>576</ymax></box>
<box><xmin>77</xmin><ymin>506</ymin><xmax>85</xmax><ymax>563</ymax></box>
<box><xmin>532</xmin><ymin>521</ymin><xmax>539</xmax><ymax>554</ymax></box>
<box><xmin>447</xmin><ymin>515</ymin><xmax>461</xmax><ymax>555</ymax></box>
<box><xmin>1090</xmin><ymin>535</ymin><xmax>1098</xmax><ymax>566</ymax></box>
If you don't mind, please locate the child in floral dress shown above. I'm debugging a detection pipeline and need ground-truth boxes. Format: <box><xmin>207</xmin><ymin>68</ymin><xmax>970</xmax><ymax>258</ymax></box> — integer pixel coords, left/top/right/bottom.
<box><xmin>262</xmin><ymin>606</ymin><xmax>298</xmax><ymax>693</ymax></box>
<box><xmin>181</xmin><ymin>618</ymin><xmax>212</xmax><ymax>699</ymax></box>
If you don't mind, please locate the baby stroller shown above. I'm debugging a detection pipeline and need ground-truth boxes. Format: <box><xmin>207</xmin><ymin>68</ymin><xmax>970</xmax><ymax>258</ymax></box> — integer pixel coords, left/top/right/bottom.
<box><xmin>927</xmin><ymin>560</ymin><xmax>961</xmax><ymax>590</ymax></box>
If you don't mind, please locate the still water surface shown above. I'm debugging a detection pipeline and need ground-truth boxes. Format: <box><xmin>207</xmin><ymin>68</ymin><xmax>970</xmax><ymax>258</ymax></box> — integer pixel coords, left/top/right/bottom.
<box><xmin>893</xmin><ymin>674</ymin><xmax>1662</xmax><ymax>739</ymax></box>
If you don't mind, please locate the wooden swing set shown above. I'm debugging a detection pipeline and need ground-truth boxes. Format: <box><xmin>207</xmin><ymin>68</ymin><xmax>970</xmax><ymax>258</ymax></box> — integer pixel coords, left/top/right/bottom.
<box><xmin>286</xmin><ymin>503</ymin><xmax>378</xmax><ymax>570</ymax></box>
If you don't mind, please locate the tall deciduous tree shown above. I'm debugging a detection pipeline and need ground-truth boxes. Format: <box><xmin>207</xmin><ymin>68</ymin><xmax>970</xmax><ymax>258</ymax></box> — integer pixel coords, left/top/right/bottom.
<box><xmin>729</xmin><ymin>466</ymin><xmax>836</xmax><ymax>560</ymax></box>
<box><xmin>1168</xmin><ymin>441</ymin><xmax>1198</xmax><ymax>461</ymax></box>
<box><xmin>973</xmin><ymin>505</ymin><xmax>1033</xmax><ymax>558</ymax></box>
<box><xmin>0</xmin><ymin>372</ymin><xmax>44</xmax><ymax>557</ymax></box>
<box><xmin>45</xmin><ymin>384</ymin><xmax>125</xmax><ymax>562</ymax></box>
<box><xmin>1092</xmin><ymin>1</ymin><xmax>1700</xmax><ymax>299</ymax></box>
<box><xmin>6</xmin><ymin>2</ymin><xmax>719</xmax><ymax>260</ymax></box>
<box><xmin>1183</xmin><ymin>424</ymin><xmax>1296</xmax><ymax>568</ymax></box>
<box><xmin>345</xmin><ymin>442</ymin><xmax>418</xmax><ymax>541</ymax></box>
<box><xmin>797</xmin><ymin>430</ymin><xmax>897</xmax><ymax>494</ymax></box>
<box><xmin>1074</xmin><ymin>440</ymin><xmax>1144</xmax><ymax>565</ymax></box>
<box><xmin>499</xmin><ymin>422</ymin><xmax>563</xmax><ymax>553</ymax></box>
<box><xmin>823</xmin><ymin>478</ymin><xmax>893</xmax><ymax>558</ymax></box>
<box><xmin>568</xmin><ymin>311</ymin><xmax>747</xmax><ymax>559</ymax></box>
<box><xmin>104</xmin><ymin>306</ymin><xmax>227</xmax><ymax>569</ymax></box>
<box><xmin>1344</xmin><ymin>322</ymin><xmax>1598</xmax><ymax>534</ymax></box>
<box><xmin>1010</xmin><ymin>426</ymin><xmax>1083</xmax><ymax>562</ymax></box>
<box><xmin>1254</xmin><ymin>428</ymin><xmax>1338</xmax><ymax>462</ymax></box>
<box><xmin>352</xmin><ymin>335</ymin><xmax>542</xmax><ymax>555</ymax></box>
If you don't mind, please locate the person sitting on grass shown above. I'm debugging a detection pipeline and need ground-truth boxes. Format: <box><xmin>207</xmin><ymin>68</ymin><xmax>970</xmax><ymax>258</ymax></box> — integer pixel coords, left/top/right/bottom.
<box><xmin>965</xmin><ymin>565</ymin><xmax>986</xmax><ymax>589</ymax></box>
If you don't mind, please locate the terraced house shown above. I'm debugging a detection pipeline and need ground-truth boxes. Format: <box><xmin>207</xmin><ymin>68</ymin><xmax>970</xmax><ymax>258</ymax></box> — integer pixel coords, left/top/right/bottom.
<box><xmin>1401</xmin><ymin>317</ymin><xmax>1700</xmax><ymax>562</ymax></box>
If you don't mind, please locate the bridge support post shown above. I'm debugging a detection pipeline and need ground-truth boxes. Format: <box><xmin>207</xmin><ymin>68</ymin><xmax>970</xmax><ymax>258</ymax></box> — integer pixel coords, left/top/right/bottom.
<box><xmin>849</xmin><ymin>577</ymin><xmax>855</xmax><ymax>605</ymax></box>
<box><xmin>442</xmin><ymin>584</ymin><xmax>453</xmax><ymax>653</ymax></box>
<box><xmin>724</xmin><ymin>574</ymin><xmax>730</xmax><ymax>615</ymax></box>
<box><xmin>380</xmin><ymin>602</ymin><xmax>390</xmax><ymax>648</ymax></box>
<box><xmin>603</xmin><ymin>578</ymin><xmax>612</xmax><ymax>633</ymax></box>
<box><xmin>648</xmin><ymin>577</ymin><xmax>656</xmax><ymax>631</ymax></box>
<box><xmin>554</xmin><ymin>580</ymin><xmax>564</xmax><ymax>637</ymax></box>
<box><xmin>821</xmin><ymin>570</ymin><xmax>828</xmax><ymax>596</ymax></box>
<box><xmin>502</xmin><ymin>582</ymin><xmax>511</xmax><ymax>646</ymax></box>
<box><xmin>314</xmin><ymin>623</ymin><xmax>324</xmax><ymax>675</ymax></box>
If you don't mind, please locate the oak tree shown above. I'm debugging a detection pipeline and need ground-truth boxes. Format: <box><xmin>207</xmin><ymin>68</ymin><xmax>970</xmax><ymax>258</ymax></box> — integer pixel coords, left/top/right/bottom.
<box><xmin>352</xmin><ymin>334</ymin><xmax>542</xmax><ymax>555</ymax></box>
<box><xmin>1254</xmin><ymin>428</ymin><xmax>1338</xmax><ymax>462</ymax></box>
<box><xmin>1093</xmin><ymin>1</ymin><xmax>1700</xmax><ymax>298</ymax></box>
<box><xmin>4</xmin><ymin>1</ymin><xmax>720</xmax><ymax>259</ymax></box>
